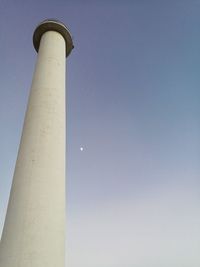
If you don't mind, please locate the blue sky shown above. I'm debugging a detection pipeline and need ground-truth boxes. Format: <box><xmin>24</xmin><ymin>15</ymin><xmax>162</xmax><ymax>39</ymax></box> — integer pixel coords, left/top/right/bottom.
<box><xmin>0</xmin><ymin>0</ymin><xmax>200</xmax><ymax>266</ymax></box>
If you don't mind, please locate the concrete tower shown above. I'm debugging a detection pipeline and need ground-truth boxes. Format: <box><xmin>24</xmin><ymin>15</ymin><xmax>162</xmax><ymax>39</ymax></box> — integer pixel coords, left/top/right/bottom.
<box><xmin>0</xmin><ymin>19</ymin><xmax>73</xmax><ymax>267</ymax></box>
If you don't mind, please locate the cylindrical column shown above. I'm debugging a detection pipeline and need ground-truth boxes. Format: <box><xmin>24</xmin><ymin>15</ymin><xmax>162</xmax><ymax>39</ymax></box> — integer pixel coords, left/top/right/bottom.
<box><xmin>0</xmin><ymin>20</ymin><xmax>73</xmax><ymax>267</ymax></box>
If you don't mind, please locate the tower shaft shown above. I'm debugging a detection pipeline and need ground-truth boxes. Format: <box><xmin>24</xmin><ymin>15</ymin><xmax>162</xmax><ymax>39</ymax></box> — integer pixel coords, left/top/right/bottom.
<box><xmin>0</xmin><ymin>20</ymin><xmax>73</xmax><ymax>266</ymax></box>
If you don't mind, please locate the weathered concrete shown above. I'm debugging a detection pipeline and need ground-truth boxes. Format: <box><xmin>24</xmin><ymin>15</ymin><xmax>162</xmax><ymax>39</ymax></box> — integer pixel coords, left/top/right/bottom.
<box><xmin>0</xmin><ymin>20</ymin><xmax>73</xmax><ymax>267</ymax></box>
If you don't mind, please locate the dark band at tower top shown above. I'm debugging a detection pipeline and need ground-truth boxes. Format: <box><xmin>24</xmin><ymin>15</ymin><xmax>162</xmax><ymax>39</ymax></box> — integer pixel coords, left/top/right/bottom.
<box><xmin>33</xmin><ymin>19</ymin><xmax>74</xmax><ymax>57</ymax></box>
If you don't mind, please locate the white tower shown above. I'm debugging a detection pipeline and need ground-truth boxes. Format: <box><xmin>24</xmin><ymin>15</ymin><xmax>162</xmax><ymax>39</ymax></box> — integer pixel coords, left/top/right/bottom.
<box><xmin>0</xmin><ymin>19</ymin><xmax>73</xmax><ymax>267</ymax></box>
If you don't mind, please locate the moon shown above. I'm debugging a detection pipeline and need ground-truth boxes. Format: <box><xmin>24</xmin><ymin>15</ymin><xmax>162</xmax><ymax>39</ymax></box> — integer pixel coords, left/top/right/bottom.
<box><xmin>80</xmin><ymin>147</ymin><xmax>83</xmax><ymax>151</ymax></box>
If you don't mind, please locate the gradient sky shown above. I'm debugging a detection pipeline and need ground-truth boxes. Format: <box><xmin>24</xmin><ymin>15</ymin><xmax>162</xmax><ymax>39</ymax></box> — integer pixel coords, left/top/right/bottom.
<box><xmin>0</xmin><ymin>0</ymin><xmax>200</xmax><ymax>266</ymax></box>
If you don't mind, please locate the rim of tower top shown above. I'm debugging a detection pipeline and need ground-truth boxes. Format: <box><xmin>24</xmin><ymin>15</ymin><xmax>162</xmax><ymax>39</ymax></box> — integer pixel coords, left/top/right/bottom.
<box><xmin>33</xmin><ymin>19</ymin><xmax>74</xmax><ymax>57</ymax></box>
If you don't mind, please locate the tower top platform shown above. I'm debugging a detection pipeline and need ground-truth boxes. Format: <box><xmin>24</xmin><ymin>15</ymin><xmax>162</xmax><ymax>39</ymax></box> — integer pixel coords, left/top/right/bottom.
<box><xmin>33</xmin><ymin>19</ymin><xmax>74</xmax><ymax>57</ymax></box>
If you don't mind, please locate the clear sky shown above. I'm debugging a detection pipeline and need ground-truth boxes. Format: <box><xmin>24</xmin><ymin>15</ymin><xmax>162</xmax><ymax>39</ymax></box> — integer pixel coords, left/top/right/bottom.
<box><xmin>0</xmin><ymin>0</ymin><xmax>200</xmax><ymax>266</ymax></box>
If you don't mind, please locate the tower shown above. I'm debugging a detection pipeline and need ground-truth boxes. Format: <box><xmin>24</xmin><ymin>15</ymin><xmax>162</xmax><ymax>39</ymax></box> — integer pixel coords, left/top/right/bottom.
<box><xmin>0</xmin><ymin>19</ymin><xmax>73</xmax><ymax>266</ymax></box>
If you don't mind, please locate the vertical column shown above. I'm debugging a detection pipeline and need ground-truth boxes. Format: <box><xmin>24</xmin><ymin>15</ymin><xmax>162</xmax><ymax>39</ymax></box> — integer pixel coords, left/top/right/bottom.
<box><xmin>0</xmin><ymin>20</ymin><xmax>73</xmax><ymax>267</ymax></box>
